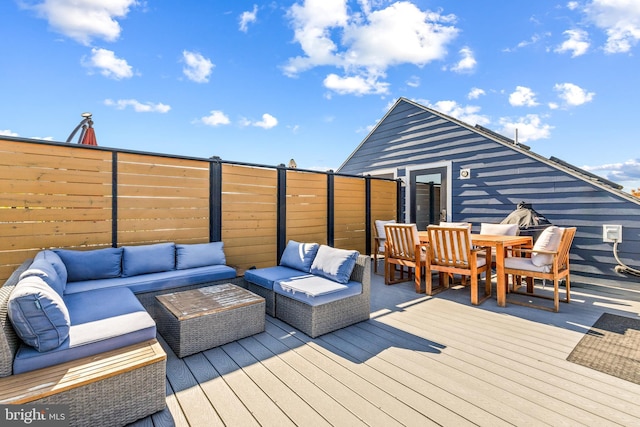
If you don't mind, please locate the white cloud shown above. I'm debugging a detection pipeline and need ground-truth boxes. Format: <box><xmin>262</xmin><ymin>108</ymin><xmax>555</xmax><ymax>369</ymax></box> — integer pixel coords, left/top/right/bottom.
<box><xmin>428</xmin><ymin>100</ymin><xmax>490</xmax><ymax>127</ymax></box>
<box><xmin>568</xmin><ymin>2</ymin><xmax>580</xmax><ymax>11</ymax></box>
<box><xmin>288</xmin><ymin>124</ymin><xmax>300</xmax><ymax>134</ymax></box>
<box><xmin>240</xmin><ymin>113</ymin><xmax>278</xmax><ymax>129</ymax></box>
<box><xmin>254</xmin><ymin>113</ymin><xmax>278</xmax><ymax>129</ymax></box>
<box><xmin>509</xmin><ymin>86</ymin><xmax>539</xmax><ymax>107</ymax></box>
<box><xmin>450</xmin><ymin>46</ymin><xmax>476</xmax><ymax>73</ymax></box>
<box><xmin>201</xmin><ymin>110</ymin><xmax>230</xmax><ymax>126</ymax></box>
<box><xmin>0</xmin><ymin>129</ymin><xmax>19</xmax><ymax>137</ymax></box>
<box><xmin>239</xmin><ymin>5</ymin><xmax>258</xmax><ymax>32</ymax></box>
<box><xmin>583</xmin><ymin>0</ymin><xmax>640</xmax><ymax>53</ymax></box>
<box><xmin>583</xmin><ymin>158</ymin><xmax>640</xmax><ymax>190</ymax></box>
<box><xmin>323</xmin><ymin>73</ymin><xmax>389</xmax><ymax>95</ymax></box>
<box><xmin>406</xmin><ymin>76</ymin><xmax>420</xmax><ymax>88</ymax></box>
<box><xmin>104</xmin><ymin>99</ymin><xmax>171</xmax><ymax>113</ymax></box>
<box><xmin>284</xmin><ymin>0</ymin><xmax>459</xmax><ymax>95</ymax></box>
<box><xmin>341</xmin><ymin>3</ymin><xmax>459</xmax><ymax>69</ymax></box>
<box><xmin>499</xmin><ymin>114</ymin><xmax>553</xmax><ymax>142</ymax></box>
<box><xmin>554</xmin><ymin>82</ymin><xmax>595</xmax><ymax>106</ymax></box>
<box><xmin>503</xmin><ymin>32</ymin><xmax>550</xmax><ymax>52</ymax></box>
<box><xmin>182</xmin><ymin>51</ymin><xmax>214</xmax><ymax>83</ymax></box>
<box><xmin>25</xmin><ymin>0</ymin><xmax>137</xmax><ymax>45</ymax></box>
<box><xmin>284</xmin><ymin>0</ymin><xmax>349</xmax><ymax>75</ymax></box>
<box><xmin>555</xmin><ymin>29</ymin><xmax>590</xmax><ymax>57</ymax></box>
<box><xmin>468</xmin><ymin>87</ymin><xmax>485</xmax><ymax>100</ymax></box>
<box><xmin>83</xmin><ymin>48</ymin><xmax>133</xmax><ymax>80</ymax></box>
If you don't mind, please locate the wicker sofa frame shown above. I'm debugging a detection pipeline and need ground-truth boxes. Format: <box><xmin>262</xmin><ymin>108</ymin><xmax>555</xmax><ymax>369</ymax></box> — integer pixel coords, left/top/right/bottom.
<box><xmin>245</xmin><ymin>255</ymin><xmax>371</xmax><ymax>338</ymax></box>
<box><xmin>0</xmin><ymin>260</ymin><xmax>168</xmax><ymax>427</ymax></box>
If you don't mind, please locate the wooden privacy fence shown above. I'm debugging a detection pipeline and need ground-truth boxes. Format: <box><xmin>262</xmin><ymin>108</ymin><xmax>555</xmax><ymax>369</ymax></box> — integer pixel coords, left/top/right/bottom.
<box><xmin>0</xmin><ymin>138</ymin><xmax>399</xmax><ymax>283</ymax></box>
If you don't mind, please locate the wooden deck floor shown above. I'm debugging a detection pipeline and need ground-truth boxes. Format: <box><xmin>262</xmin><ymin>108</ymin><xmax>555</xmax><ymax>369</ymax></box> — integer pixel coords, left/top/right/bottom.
<box><xmin>129</xmin><ymin>271</ymin><xmax>640</xmax><ymax>427</ymax></box>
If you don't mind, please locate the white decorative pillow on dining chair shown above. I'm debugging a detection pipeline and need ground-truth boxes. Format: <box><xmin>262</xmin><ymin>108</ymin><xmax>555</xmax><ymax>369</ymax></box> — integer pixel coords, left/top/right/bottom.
<box><xmin>439</xmin><ymin>221</ymin><xmax>472</xmax><ymax>229</ymax></box>
<box><xmin>375</xmin><ymin>219</ymin><xmax>395</xmax><ymax>251</ymax></box>
<box><xmin>531</xmin><ymin>226</ymin><xmax>564</xmax><ymax>267</ymax></box>
<box><xmin>479</xmin><ymin>223</ymin><xmax>519</xmax><ymax>236</ymax></box>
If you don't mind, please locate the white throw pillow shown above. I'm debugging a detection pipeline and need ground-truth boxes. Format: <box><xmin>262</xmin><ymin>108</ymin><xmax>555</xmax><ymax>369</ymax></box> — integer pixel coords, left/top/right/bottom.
<box><xmin>440</xmin><ymin>221</ymin><xmax>472</xmax><ymax>229</ymax></box>
<box><xmin>480</xmin><ymin>223</ymin><xmax>519</xmax><ymax>236</ymax></box>
<box><xmin>375</xmin><ymin>219</ymin><xmax>395</xmax><ymax>251</ymax></box>
<box><xmin>375</xmin><ymin>219</ymin><xmax>395</xmax><ymax>238</ymax></box>
<box><xmin>531</xmin><ymin>226</ymin><xmax>564</xmax><ymax>267</ymax></box>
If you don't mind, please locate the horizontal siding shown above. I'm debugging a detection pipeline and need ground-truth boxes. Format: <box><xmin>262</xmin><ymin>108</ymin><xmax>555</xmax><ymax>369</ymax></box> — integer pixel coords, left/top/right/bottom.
<box><xmin>339</xmin><ymin>98</ymin><xmax>640</xmax><ymax>288</ymax></box>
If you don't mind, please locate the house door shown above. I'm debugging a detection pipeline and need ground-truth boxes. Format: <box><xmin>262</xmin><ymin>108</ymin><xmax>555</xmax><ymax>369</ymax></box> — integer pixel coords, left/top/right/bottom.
<box><xmin>410</xmin><ymin>167</ymin><xmax>448</xmax><ymax>230</ymax></box>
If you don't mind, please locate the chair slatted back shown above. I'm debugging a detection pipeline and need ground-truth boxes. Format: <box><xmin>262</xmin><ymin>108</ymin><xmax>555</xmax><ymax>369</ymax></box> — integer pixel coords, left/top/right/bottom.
<box><xmin>555</xmin><ymin>227</ymin><xmax>577</xmax><ymax>270</ymax></box>
<box><xmin>427</xmin><ymin>225</ymin><xmax>473</xmax><ymax>268</ymax></box>
<box><xmin>384</xmin><ymin>223</ymin><xmax>420</xmax><ymax>261</ymax></box>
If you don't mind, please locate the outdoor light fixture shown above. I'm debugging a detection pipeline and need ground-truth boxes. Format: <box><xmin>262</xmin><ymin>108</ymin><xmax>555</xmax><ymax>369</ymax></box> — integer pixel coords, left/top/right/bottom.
<box><xmin>460</xmin><ymin>168</ymin><xmax>471</xmax><ymax>179</ymax></box>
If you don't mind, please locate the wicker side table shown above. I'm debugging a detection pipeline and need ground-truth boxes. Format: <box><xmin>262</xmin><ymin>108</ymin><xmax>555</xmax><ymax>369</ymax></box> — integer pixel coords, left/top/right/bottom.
<box><xmin>156</xmin><ymin>283</ymin><xmax>265</xmax><ymax>358</ymax></box>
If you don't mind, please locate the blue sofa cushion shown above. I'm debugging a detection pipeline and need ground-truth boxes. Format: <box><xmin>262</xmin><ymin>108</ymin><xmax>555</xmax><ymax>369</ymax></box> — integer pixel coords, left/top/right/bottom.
<box><xmin>64</xmin><ymin>265</ymin><xmax>237</xmax><ymax>295</ymax></box>
<box><xmin>36</xmin><ymin>250</ymin><xmax>68</xmax><ymax>287</ymax></box>
<box><xmin>8</xmin><ymin>276</ymin><xmax>71</xmax><ymax>352</ymax></box>
<box><xmin>274</xmin><ymin>278</ymin><xmax>362</xmax><ymax>307</ymax></box>
<box><xmin>277</xmin><ymin>274</ymin><xmax>348</xmax><ymax>297</ymax></box>
<box><xmin>122</xmin><ymin>243</ymin><xmax>175</xmax><ymax>277</ymax></box>
<box><xmin>279</xmin><ymin>240</ymin><xmax>319</xmax><ymax>272</ymax></box>
<box><xmin>55</xmin><ymin>247</ymin><xmax>123</xmax><ymax>282</ymax></box>
<box><xmin>176</xmin><ymin>242</ymin><xmax>226</xmax><ymax>270</ymax></box>
<box><xmin>309</xmin><ymin>245</ymin><xmax>359</xmax><ymax>284</ymax></box>
<box><xmin>20</xmin><ymin>257</ymin><xmax>65</xmax><ymax>297</ymax></box>
<box><xmin>244</xmin><ymin>266</ymin><xmax>312</xmax><ymax>291</ymax></box>
<box><xmin>13</xmin><ymin>287</ymin><xmax>156</xmax><ymax>374</ymax></box>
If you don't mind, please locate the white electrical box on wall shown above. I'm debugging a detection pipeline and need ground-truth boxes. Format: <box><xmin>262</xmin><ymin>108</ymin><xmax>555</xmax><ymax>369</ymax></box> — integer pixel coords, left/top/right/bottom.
<box><xmin>602</xmin><ymin>224</ymin><xmax>622</xmax><ymax>243</ymax></box>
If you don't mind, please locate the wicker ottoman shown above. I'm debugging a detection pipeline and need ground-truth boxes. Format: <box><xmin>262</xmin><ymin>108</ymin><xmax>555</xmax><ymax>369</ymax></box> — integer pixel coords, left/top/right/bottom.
<box><xmin>155</xmin><ymin>283</ymin><xmax>265</xmax><ymax>358</ymax></box>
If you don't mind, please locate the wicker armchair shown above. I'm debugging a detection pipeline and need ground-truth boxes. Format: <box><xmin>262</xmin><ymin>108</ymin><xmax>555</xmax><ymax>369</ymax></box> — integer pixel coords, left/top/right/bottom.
<box><xmin>275</xmin><ymin>255</ymin><xmax>371</xmax><ymax>338</ymax></box>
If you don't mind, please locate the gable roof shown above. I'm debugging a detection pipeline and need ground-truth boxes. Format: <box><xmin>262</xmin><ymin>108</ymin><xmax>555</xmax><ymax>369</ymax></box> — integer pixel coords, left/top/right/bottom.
<box><xmin>338</xmin><ymin>97</ymin><xmax>639</xmax><ymax>205</ymax></box>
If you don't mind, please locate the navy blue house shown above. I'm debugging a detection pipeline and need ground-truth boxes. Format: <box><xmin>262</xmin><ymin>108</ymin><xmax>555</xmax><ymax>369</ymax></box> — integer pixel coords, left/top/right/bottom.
<box><xmin>338</xmin><ymin>98</ymin><xmax>640</xmax><ymax>290</ymax></box>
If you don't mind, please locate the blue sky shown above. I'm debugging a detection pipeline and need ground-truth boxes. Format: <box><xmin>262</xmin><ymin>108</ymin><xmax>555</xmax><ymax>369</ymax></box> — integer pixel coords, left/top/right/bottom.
<box><xmin>1</xmin><ymin>0</ymin><xmax>639</xmax><ymax>191</ymax></box>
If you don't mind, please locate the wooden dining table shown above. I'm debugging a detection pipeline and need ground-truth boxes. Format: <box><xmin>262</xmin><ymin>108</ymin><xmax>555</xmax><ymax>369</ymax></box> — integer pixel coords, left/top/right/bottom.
<box><xmin>418</xmin><ymin>231</ymin><xmax>533</xmax><ymax>307</ymax></box>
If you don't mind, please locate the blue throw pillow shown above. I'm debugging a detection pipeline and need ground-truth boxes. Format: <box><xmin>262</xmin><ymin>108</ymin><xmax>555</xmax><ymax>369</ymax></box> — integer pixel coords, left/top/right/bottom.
<box><xmin>19</xmin><ymin>258</ymin><xmax>65</xmax><ymax>297</ymax></box>
<box><xmin>279</xmin><ymin>240</ymin><xmax>320</xmax><ymax>272</ymax></box>
<box><xmin>176</xmin><ymin>242</ymin><xmax>226</xmax><ymax>270</ymax></box>
<box><xmin>309</xmin><ymin>245</ymin><xmax>359</xmax><ymax>284</ymax></box>
<box><xmin>37</xmin><ymin>250</ymin><xmax>68</xmax><ymax>286</ymax></box>
<box><xmin>54</xmin><ymin>247</ymin><xmax>123</xmax><ymax>282</ymax></box>
<box><xmin>8</xmin><ymin>276</ymin><xmax>70</xmax><ymax>352</ymax></box>
<box><xmin>122</xmin><ymin>243</ymin><xmax>175</xmax><ymax>277</ymax></box>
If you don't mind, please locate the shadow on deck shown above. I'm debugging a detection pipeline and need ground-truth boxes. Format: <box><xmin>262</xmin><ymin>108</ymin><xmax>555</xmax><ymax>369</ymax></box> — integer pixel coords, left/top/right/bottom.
<box><xmin>129</xmin><ymin>269</ymin><xmax>640</xmax><ymax>426</ymax></box>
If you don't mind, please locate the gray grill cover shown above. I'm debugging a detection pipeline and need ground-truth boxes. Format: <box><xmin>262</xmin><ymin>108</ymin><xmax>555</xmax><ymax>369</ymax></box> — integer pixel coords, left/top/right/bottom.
<box><xmin>501</xmin><ymin>202</ymin><xmax>552</xmax><ymax>242</ymax></box>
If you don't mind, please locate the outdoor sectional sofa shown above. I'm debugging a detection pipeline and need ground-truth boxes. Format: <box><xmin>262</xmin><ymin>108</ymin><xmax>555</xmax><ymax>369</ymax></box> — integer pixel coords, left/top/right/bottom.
<box><xmin>0</xmin><ymin>241</ymin><xmax>240</xmax><ymax>427</ymax></box>
<box><xmin>244</xmin><ymin>241</ymin><xmax>371</xmax><ymax>338</ymax></box>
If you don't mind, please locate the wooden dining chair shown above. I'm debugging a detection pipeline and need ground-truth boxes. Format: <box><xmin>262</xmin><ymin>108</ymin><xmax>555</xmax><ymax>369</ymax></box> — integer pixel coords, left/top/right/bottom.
<box><xmin>384</xmin><ymin>223</ymin><xmax>426</xmax><ymax>293</ymax></box>
<box><xmin>373</xmin><ymin>219</ymin><xmax>395</xmax><ymax>275</ymax></box>
<box><xmin>503</xmin><ymin>226</ymin><xmax>577</xmax><ymax>312</ymax></box>
<box><xmin>425</xmin><ymin>225</ymin><xmax>492</xmax><ymax>305</ymax></box>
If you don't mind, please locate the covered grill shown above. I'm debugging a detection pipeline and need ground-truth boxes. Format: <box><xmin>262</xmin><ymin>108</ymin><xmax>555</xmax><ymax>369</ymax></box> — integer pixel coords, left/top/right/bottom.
<box><xmin>500</xmin><ymin>201</ymin><xmax>552</xmax><ymax>242</ymax></box>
